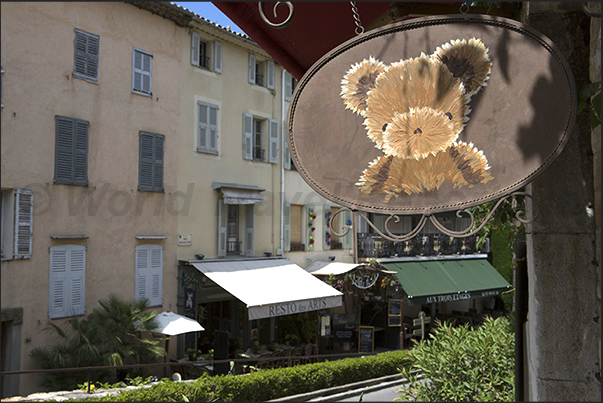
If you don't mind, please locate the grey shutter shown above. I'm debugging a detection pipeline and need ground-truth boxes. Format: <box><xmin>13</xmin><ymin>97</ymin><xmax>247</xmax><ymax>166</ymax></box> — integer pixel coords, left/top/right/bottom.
<box><xmin>244</xmin><ymin>204</ymin><xmax>254</xmax><ymax>256</ymax></box>
<box><xmin>55</xmin><ymin>116</ymin><xmax>88</xmax><ymax>186</ymax></box>
<box><xmin>74</xmin><ymin>29</ymin><xmax>99</xmax><ymax>82</ymax></box>
<box><xmin>323</xmin><ymin>205</ymin><xmax>331</xmax><ymax>250</ymax></box>
<box><xmin>149</xmin><ymin>244</ymin><xmax>163</xmax><ymax>306</ymax></box>
<box><xmin>283</xmin><ymin>202</ymin><xmax>291</xmax><ymax>252</ymax></box>
<box><xmin>306</xmin><ymin>204</ymin><xmax>315</xmax><ymax>251</ymax></box>
<box><xmin>133</xmin><ymin>49</ymin><xmax>152</xmax><ymax>94</ymax></box>
<box><xmin>214</xmin><ymin>40</ymin><xmax>222</xmax><ymax>73</ymax></box>
<box><xmin>191</xmin><ymin>31</ymin><xmax>200</xmax><ymax>66</ymax></box>
<box><xmin>242</xmin><ymin>113</ymin><xmax>253</xmax><ymax>160</ymax></box>
<box><xmin>49</xmin><ymin>245</ymin><xmax>85</xmax><ymax>318</ymax></box>
<box><xmin>268</xmin><ymin>119</ymin><xmax>279</xmax><ymax>163</ymax></box>
<box><xmin>342</xmin><ymin>210</ymin><xmax>353</xmax><ymax>249</ymax></box>
<box><xmin>266</xmin><ymin>60</ymin><xmax>275</xmax><ymax>89</ymax></box>
<box><xmin>283</xmin><ymin>123</ymin><xmax>291</xmax><ymax>169</ymax></box>
<box><xmin>198</xmin><ymin>102</ymin><xmax>208</xmax><ymax>150</ymax></box>
<box><xmin>49</xmin><ymin>245</ymin><xmax>68</xmax><ymax>318</ymax></box>
<box><xmin>139</xmin><ymin>132</ymin><xmax>163</xmax><ymax>192</ymax></box>
<box><xmin>217</xmin><ymin>200</ymin><xmax>227</xmax><ymax>257</ymax></box>
<box><xmin>135</xmin><ymin>245</ymin><xmax>149</xmax><ymax>302</ymax></box>
<box><xmin>284</xmin><ymin>72</ymin><xmax>293</xmax><ymax>101</ymax></box>
<box><xmin>209</xmin><ymin>105</ymin><xmax>218</xmax><ymax>153</ymax></box>
<box><xmin>69</xmin><ymin>245</ymin><xmax>86</xmax><ymax>316</ymax></box>
<box><xmin>14</xmin><ymin>189</ymin><xmax>33</xmax><ymax>259</ymax></box>
<box><xmin>248</xmin><ymin>54</ymin><xmax>256</xmax><ymax>84</ymax></box>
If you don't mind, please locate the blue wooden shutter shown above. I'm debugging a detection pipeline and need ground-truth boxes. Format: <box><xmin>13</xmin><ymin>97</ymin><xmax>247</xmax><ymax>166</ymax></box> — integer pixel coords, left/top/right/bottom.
<box><xmin>217</xmin><ymin>200</ymin><xmax>227</xmax><ymax>257</ymax></box>
<box><xmin>14</xmin><ymin>189</ymin><xmax>33</xmax><ymax>259</ymax></box>
<box><xmin>149</xmin><ymin>244</ymin><xmax>163</xmax><ymax>306</ymax></box>
<box><xmin>191</xmin><ymin>31</ymin><xmax>200</xmax><ymax>66</ymax></box>
<box><xmin>245</xmin><ymin>205</ymin><xmax>254</xmax><ymax>256</ymax></box>
<box><xmin>74</xmin><ymin>29</ymin><xmax>99</xmax><ymax>82</ymax></box>
<box><xmin>283</xmin><ymin>202</ymin><xmax>291</xmax><ymax>252</ymax></box>
<box><xmin>214</xmin><ymin>40</ymin><xmax>222</xmax><ymax>73</ymax></box>
<box><xmin>268</xmin><ymin>119</ymin><xmax>279</xmax><ymax>163</ymax></box>
<box><xmin>153</xmin><ymin>135</ymin><xmax>164</xmax><ymax>191</ymax></box>
<box><xmin>248</xmin><ymin>54</ymin><xmax>256</xmax><ymax>84</ymax></box>
<box><xmin>266</xmin><ymin>60</ymin><xmax>275</xmax><ymax>89</ymax></box>
<box><xmin>135</xmin><ymin>245</ymin><xmax>149</xmax><ymax>302</ymax></box>
<box><xmin>69</xmin><ymin>245</ymin><xmax>86</xmax><ymax>316</ymax></box>
<box><xmin>49</xmin><ymin>245</ymin><xmax>68</xmax><ymax>318</ymax></box>
<box><xmin>74</xmin><ymin>119</ymin><xmax>89</xmax><ymax>186</ymax></box>
<box><xmin>242</xmin><ymin>113</ymin><xmax>253</xmax><ymax>160</ymax></box>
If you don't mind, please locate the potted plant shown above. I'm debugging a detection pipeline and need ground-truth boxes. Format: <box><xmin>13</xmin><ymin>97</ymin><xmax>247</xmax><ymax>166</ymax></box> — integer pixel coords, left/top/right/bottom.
<box><xmin>186</xmin><ymin>348</ymin><xmax>197</xmax><ymax>361</ymax></box>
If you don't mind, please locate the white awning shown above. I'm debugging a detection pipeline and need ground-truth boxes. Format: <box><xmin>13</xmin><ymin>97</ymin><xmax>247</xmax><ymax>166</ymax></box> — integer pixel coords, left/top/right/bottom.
<box><xmin>191</xmin><ymin>258</ymin><xmax>343</xmax><ymax>320</ymax></box>
<box><xmin>305</xmin><ymin>261</ymin><xmax>361</xmax><ymax>276</ymax></box>
<box><xmin>150</xmin><ymin>311</ymin><xmax>204</xmax><ymax>336</ymax></box>
<box><xmin>213</xmin><ymin>182</ymin><xmax>265</xmax><ymax>205</ymax></box>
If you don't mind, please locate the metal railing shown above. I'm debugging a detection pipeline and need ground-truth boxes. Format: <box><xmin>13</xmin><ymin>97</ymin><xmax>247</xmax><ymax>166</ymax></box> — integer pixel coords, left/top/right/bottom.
<box><xmin>357</xmin><ymin>232</ymin><xmax>481</xmax><ymax>258</ymax></box>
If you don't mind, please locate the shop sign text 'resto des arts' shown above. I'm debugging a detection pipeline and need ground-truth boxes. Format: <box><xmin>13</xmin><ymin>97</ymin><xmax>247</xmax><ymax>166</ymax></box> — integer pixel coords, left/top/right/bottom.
<box><xmin>287</xmin><ymin>14</ymin><xmax>576</xmax><ymax>214</ymax></box>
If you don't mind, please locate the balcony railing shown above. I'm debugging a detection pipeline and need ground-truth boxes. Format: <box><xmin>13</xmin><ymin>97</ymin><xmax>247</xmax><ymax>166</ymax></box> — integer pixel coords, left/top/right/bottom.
<box><xmin>357</xmin><ymin>233</ymin><xmax>483</xmax><ymax>259</ymax></box>
<box><xmin>227</xmin><ymin>240</ymin><xmax>241</xmax><ymax>255</ymax></box>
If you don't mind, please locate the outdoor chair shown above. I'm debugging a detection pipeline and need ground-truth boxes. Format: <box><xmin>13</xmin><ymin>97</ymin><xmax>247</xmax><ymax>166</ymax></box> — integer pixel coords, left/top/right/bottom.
<box><xmin>290</xmin><ymin>345</ymin><xmax>304</xmax><ymax>366</ymax></box>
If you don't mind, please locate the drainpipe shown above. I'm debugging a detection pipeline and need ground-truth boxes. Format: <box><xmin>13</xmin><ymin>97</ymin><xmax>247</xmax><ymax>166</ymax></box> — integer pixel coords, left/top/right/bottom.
<box><xmin>515</xmin><ymin>238</ymin><xmax>528</xmax><ymax>401</ymax></box>
<box><xmin>280</xmin><ymin>68</ymin><xmax>286</xmax><ymax>255</ymax></box>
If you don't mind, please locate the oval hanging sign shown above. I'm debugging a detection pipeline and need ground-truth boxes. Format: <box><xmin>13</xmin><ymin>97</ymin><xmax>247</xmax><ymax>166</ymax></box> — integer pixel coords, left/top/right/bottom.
<box><xmin>287</xmin><ymin>14</ymin><xmax>576</xmax><ymax>214</ymax></box>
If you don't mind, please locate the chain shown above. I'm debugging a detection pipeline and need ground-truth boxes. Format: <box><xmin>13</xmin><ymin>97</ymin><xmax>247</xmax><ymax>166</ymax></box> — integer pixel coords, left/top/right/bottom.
<box><xmin>350</xmin><ymin>2</ymin><xmax>364</xmax><ymax>35</ymax></box>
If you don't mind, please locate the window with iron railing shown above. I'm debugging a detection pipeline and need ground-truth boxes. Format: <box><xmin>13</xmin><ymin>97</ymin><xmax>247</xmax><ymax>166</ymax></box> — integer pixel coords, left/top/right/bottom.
<box><xmin>357</xmin><ymin>233</ymin><xmax>483</xmax><ymax>259</ymax></box>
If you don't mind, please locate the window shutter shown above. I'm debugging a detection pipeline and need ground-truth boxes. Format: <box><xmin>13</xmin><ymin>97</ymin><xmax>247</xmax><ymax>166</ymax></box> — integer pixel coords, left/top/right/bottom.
<box><xmin>268</xmin><ymin>119</ymin><xmax>279</xmax><ymax>164</ymax></box>
<box><xmin>198</xmin><ymin>102</ymin><xmax>208</xmax><ymax>150</ymax></box>
<box><xmin>342</xmin><ymin>210</ymin><xmax>353</xmax><ymax>249</ymax></box>
<box><xmin>69</xmin><ymin>245</ymin><xmax>86</xmax><ymax>316</ymax></box>
<box><xmin>306</xmin><ymin>204</ymin><xmax>315</xmax><ymax>251</ymax></box>
<box><xmin>55</xmin><ymin>117</ymin><xmax>75</xmax><ymax>184</ymax></box>
<box><xmin>248</xmin><ymin>54</ymin><xmax>256</xmax><ymax>84</ymax></box>
<box><xmin>74</xmin><ymin>119</ymin><xmax>89</xmax><ymax>186</ymax></box>
<box><xmin>283</xmin><ymin>123</ymin><xmax>291</xmax><ymax>170</ymax></box>
<box><xmin>266</xmin><ymin>60</ymin><xmax>275</xmax><ymax>89</ymax></box>
<box><xmin>214</xmin><ymin>40</ymin><xmax>222</xmax><ymax>73</ymax></box>
<box><xmin>74</xmin><ymin>29</ymin><xmax>99</xmax><ymax>82</ymax></box>
<box><xmin>209</xmin><ymin>105</ymin><xmax>218</xmax><ymax>153</ymax></box>
<box><xmin>135</xmin><ymin>245</ymin><xmax>149</xmax><ymax>302</ymax></box>
<box><xmin>14</xmin><ymin>189</ymin><xmax>33</xmax><ymax>259</ymax></box>
<box><xmin>149</xmin><ymin>245</ymin><xmax>163</xmax><ymax>307</ymax></box>
<box><xmin>139</xmin><ymin>133</ymin><xmax>154</xmax><ymax>191</ymax></box>
<box><xmin>133</xmin><ymin>49</ymin><xmax>152</xmax><ymax>95</ymax></box>
<box><xmin>49</xmin><ymin>245</ymin><xmax>86</xmax><ymax>318</ymax></box>
<box><xmin>242</xmin><ymin>113</ymin><xmax>253</xmax><ymax>160</ymax></box>
<box><xmin>284</xmin><ymin>72</ymin><xmax>293</xmax><ymax>101</ymax></box>
<box><xmin>217</xmin><ymin>200</ymin><xmax>227</xmax><ymax>257</ymax></box>
<box><xmin>153</xmin><ymin>135</ymin><xmax>164</xmax><ymax>191</ymax></box>
<box><xmin>244</xmin><ymin>205</ymin><xmax>254</xmax><ymax>256</ymax></box>
<box><xmin>323</xmin><ymin>205</ymin><xmax>331</xmax><ymax>250</ymax></box>
<box><xmin>191</xmin><ymin>31</ymin><xmax>200</xmax><ymax>66</ymax></box>
<box><xmin>283</xmin><ymin>202</ymin><xmax>291</xmax><ymax>252</ymax></box>
<box><xmin>49</xmin><ymin>245</ymin><xmax>68</xmax><ymax>318</ymax></box>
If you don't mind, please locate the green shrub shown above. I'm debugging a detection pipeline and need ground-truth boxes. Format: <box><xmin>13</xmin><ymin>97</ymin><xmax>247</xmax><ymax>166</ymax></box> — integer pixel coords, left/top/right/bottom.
<box><xmin>65</xmin><ymin>350</ymin><xmax>412</xmax><ymax>402</ymax></box>
<box><xmin>396</xmin><ymin>316</ymin><xmax>515</xmax><ymax>402</ymax></box>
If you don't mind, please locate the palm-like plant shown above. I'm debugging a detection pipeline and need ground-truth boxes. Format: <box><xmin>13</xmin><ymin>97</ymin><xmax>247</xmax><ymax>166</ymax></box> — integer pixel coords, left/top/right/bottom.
<box><xmin>30</xmin><ymin>294</ymin><xmax>166</xmax><ymax>391</ymax></box>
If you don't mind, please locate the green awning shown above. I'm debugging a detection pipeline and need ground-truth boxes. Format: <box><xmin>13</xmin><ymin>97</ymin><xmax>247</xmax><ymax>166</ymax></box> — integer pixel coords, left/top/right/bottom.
<box><xmin>383</xmin><ymin>259</ymin><xmax>512</xmax><ymax>306</ymax></box>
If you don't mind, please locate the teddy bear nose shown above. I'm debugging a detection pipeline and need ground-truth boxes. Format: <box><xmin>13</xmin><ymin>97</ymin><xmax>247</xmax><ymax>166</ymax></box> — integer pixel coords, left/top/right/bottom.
<box><xmin>414</xmin><ymin>128</ymin><xmax>423</xmax><ymax>135</ymax></box>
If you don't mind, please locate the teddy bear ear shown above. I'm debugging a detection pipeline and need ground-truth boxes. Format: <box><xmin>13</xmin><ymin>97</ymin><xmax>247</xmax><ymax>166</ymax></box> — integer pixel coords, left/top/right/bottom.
<box><xmin>432</xmin><ymin>38</ymin><xmax>492</xmax><ymax>96</ymax></box>
<box><xmin>341</xmin><ymin>57</ymin><xmax>386</xmax><ymax>116</ymax></box>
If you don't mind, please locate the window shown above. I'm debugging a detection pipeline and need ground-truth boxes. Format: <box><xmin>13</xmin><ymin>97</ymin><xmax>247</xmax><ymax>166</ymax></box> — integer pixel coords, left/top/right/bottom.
<box><xmin>218</xmin><ymin>200</ymin><xmax>254</xmax><ymax>257</ymax></box>
<box><xmin>197</xmin><ymin>101</ymin><xmax>218</xmax><ymax>154</ymax></box>
<box><xmin>139</xmin><ymin>132</ymin><xmax>164</xmax><ymax>192</ymax></box>
<box><xmin>54</xmin><ymin>116</ymin><xmax>89</xmax><ymax>186</ymax></box>
<box><xmin>73</xmin><ymin>29</ymin><xmax>99</xmax><ymax>83</ymax></box>
<box><xmin>49</xmin><ymin>245</ymin><xmax>86</xmax><ymax>318</ymax></box>
<box><xmin>284</xmin><ymin>71</ymin><xmax>296</xmax><ymax>101</ymax></box>
<box><xmin>242</xmin><ymin>114</ymin><xmax>279</xmax><ymax>163</ymax></box>
<box><xmin>135</xmin><ymin>244</ymin><xmax>163</xmax><ymax>307</ymax></box>
<box><xmin>191</xmin><ymin>32</ymin><xmax>222</xmax><ymax>73</ymax></box>
<box><xmin>132</xmin><ymin>48</ymin><xmax>152</xmax><ymax>95</ymax></box>
<box><xmin>248</xmin><ymin>54</ymin><xmax>274</xmax><ymax>89</ymax></box>
<box><xmin>283</xmin><ymin>203</ymin><xmax>304</xmax><ymax>252</ymax></box>
<box><xmin>1</xmin><ymin>189</ymin><xmax>33</xmax><ymax>260</ymax></box>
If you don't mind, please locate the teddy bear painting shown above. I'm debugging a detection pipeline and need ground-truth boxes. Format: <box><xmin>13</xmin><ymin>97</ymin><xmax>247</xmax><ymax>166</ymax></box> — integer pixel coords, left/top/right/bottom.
<box><xmin>341</xmin><ymin>38</ymin><xmax>494</xmax><ymax>202</ymax></box>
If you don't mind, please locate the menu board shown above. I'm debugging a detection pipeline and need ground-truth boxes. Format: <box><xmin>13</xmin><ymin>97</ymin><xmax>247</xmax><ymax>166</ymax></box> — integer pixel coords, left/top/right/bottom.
<box><xmin>358</xmin><ymin>326</ymin><xmax>374</xmax><ymax>353</ymax></box>
<box><xmin>388</xmin><ymin>299</ymin><xmax>402</xmax><ymax>327</ymax></box>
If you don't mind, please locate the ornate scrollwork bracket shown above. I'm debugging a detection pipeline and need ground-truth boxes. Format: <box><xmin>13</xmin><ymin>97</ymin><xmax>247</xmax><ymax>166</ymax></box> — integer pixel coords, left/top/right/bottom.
<box><xmin>329</xmin><ymin>192</ymin><xmax>538</xmax><ymax>242</ymax></box>
<box><xmin>258</xmin><ymin>2</ymin><xmax>294</xmax><ymax>29</ymax></box>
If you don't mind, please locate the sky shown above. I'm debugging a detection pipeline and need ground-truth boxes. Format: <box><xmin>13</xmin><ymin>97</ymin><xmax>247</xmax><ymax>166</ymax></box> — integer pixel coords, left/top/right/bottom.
<box><xmin>171</xmin><ymin>1</ymin><xmax>245</xmax><ymax>35</ymax></box>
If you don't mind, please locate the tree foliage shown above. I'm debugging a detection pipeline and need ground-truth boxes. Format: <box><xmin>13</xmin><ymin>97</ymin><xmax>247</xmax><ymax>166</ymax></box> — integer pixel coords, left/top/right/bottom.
<box><xmin>396</xmin><ymin>317</ymin><xmax>515</xmax><ymax>402</ymax></box>
<box><xmin>30</xmin><ymin>294</ymin><xmax>165</xmax><ymax>391</ymax></box>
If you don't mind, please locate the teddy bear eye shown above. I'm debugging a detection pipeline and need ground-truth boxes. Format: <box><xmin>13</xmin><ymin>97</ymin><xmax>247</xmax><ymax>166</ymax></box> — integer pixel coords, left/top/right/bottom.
<box><xmin>382</xmin><ymin>123</ymin><xmax>388</xmax><ymax>132</ymax></box>
<box><xmin>445</xmin><ymin>112</ymin><xmax>453</xmax><ymax>120</ymax></box>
